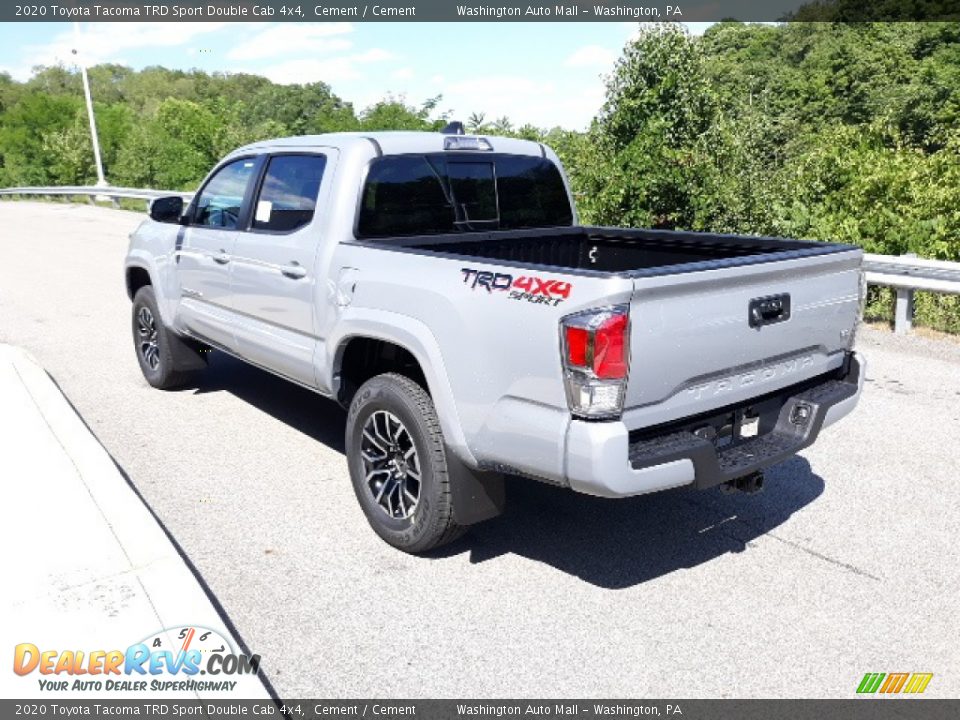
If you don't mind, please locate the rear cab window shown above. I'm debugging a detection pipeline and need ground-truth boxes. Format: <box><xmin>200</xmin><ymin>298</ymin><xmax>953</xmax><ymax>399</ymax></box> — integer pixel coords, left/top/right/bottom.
<box><xmin>357</xmin><ymin>153</ymin><xmax>573</xmax><ymax>238</ymax></box>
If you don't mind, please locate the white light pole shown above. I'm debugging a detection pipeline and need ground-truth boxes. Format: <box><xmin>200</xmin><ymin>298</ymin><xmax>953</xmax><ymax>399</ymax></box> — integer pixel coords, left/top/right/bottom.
<box><xmin>72</xmin><ymin>22</ymin><xmax>107</xmax><ymax>188</ymax></box>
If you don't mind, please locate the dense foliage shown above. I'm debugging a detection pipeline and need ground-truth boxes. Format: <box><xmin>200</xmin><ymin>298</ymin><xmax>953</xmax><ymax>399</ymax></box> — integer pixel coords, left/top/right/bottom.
<box><xmin>1</xmin><ymin>22</ymin><xmax>958</xmax><ymax>329</ymax></box>
<box><xmin>567</xmin><ymin>22</ymin><xmax>960</xmax><ymax>332</ymax></box>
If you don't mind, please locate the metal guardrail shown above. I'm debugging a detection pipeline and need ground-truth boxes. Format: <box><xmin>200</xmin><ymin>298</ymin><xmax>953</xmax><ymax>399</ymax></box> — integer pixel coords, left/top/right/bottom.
<box><xmin>1</xmin><ymin>186</ymin><xmax>958</xmax><ymax>335</ymax></box>
<box><xmin>862</xmin><ymin>253</ymin><xmax>960</xmax><ymax>334</ymax></box>
<box><xmin>0</xmin><ymin>185</ymin><xmax>194</xmax><ymax>205</ymax></box>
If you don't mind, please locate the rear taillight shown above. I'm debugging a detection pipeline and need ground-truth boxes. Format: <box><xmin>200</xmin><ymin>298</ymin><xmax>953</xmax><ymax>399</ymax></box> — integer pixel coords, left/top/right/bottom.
<box><xmin>561</xmin><ymin>305</ymin><xmax>630</xmax><ymax>419</ymax></box>
<box><xmin>565</xmin><ymin>326</ymin><xmax>589</xmax><ymax>368</ymax></box>
<box><xmin>593</xmin><ymin>313</ymin><xmax>628</xmax><ymax>379</ymax></box>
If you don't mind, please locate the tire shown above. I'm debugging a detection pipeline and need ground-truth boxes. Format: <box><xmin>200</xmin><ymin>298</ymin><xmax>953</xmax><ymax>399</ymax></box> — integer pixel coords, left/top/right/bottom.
<box><xmin>131</xmin><ymin>286</ymin><xmax>201</xmax><ymax>390</ymax></box>
<box><xmin>346</xmin><ymin>373</ymin><xmax>466</xmax><ymax>553</ymax></box>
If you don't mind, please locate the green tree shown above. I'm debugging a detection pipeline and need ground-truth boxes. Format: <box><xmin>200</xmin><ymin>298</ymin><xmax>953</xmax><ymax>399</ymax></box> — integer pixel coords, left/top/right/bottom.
<box><xmin>0</xmin><ymin>72</ymin><xmax>22</xmax><ymax>113</ymax></box>
<box><xmin>245</xmin><ymin>80</ymin><xmax>357</xmax><ymax>134</ymax></box>
<box><xmin>578</xmin><ymin>24</ymin><xmax>743</xmax><ymax>230</ymax></box>
<box><xmin>514</xmin><ymin>123</ymin><xmax>544</xmax><ymax>141</ymax></box>
<box><xmin>466</xmin><ymin>111</ymin><xmax>487</xmax><ymax>133</ymax></box>
<box><xmin>0</xmin><ymin>92</ymin><xmax>83</xmax><ymax>185</ymax></box>
<box><xmin>113</xmin><ymin>98</ymin><xmax>219</xmax><ymax>189</ymax></box>
<box><xmin>359</xmin><ymin>95</ymin><xmax>444</xmax><ymax>131</ymax></box>
<box><xmin>41</xmin><ymin>111</ymin><xmax>95</xmax><ymax>185</ymax></box>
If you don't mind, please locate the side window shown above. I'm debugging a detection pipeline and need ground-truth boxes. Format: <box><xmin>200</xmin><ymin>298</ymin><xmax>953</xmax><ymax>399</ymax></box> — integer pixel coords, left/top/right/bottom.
<box><xmin>193</xmin><ymin>158</ymin><xmax>258</xmax><ymax>230</ymax></box>
<box><xmin>252</xmin><ymin>154</ymin><xmax>327</xmax><ymax>232</ymax></box>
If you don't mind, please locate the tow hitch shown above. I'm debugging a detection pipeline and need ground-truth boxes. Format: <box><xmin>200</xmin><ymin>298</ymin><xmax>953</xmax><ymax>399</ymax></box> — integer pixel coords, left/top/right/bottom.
<box><xmin>720</xmin><ymin>470</ymin><xmax>765</xmax><ymax>495</ymax></box>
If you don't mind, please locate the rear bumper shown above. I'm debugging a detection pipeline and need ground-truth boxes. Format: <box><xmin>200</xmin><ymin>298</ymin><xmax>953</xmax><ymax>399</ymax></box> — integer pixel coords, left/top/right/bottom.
<box><xmin>565</xmin><ymin>351</ymin><xmax>865</xmax><ymax>498</ymax></box>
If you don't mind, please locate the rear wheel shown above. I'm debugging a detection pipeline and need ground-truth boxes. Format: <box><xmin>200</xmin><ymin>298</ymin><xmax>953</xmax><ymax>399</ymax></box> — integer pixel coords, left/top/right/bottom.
<box><xmin>346</xmin><ymin>373</ymin><xmax>466</xmax><ymax>553</ymax></box>
<box><xmin>132</xmin><ymin>286</ymin><xmax>202</xmax><ymax>389</ymax></box>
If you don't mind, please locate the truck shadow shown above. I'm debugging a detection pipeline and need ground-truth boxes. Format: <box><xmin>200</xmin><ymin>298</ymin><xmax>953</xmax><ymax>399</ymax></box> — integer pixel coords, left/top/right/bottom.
<box><xmin>447</xmin><ymin>457</ymin><xmax>824</xmax><ymax>588</ymax></box>
<box><xmin>192</xmin><ymin>352</ymin><xmax>347</xmax><ymax>452</ymax></box>
<box><xmin>192</xmin><ymin>352</ymin><xmax>824</xmax><ymax>590</ymax></box>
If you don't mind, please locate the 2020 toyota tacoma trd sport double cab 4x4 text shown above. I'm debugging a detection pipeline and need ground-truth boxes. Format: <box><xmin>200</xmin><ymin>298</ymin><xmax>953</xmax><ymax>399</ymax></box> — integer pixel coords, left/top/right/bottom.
<box><xmin>125</xmin><ymin>130</ymin><xmax>866</xmax><ymax>553</ymax></box>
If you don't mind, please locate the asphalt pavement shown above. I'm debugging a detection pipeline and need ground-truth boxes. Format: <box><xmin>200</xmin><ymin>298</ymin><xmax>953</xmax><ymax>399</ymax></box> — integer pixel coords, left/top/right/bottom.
<box><xmin>1</xmin><ymin>201</ymin><xmax>958</xmax><ymax>698</ymax></box>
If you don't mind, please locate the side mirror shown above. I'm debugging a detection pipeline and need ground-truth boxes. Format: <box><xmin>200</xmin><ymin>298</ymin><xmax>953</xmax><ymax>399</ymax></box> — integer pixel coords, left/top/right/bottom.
<box><xmin>149</xmin><ymin>196</ymin><xmax>185</xmax><ymax>224</ymax></box>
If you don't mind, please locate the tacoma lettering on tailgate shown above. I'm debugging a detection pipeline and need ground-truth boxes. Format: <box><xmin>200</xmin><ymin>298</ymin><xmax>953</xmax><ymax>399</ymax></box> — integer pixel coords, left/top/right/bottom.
<box><xmin>686</xmin><ymin>355</ymin><xmax>815</xmax><ymax>400</ymax></box>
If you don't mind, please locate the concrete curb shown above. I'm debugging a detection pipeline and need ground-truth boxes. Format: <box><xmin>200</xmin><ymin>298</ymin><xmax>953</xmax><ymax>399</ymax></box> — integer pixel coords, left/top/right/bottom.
<box><xmin>0</xmin><ymin>344</ymin><xmax>272</xmax><ymax>700</ymax></box>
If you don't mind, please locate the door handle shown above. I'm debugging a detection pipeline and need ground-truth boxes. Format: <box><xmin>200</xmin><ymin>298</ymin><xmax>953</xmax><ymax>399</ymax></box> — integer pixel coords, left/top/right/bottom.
<box><xmin>280</xmin><ymin>262</ymin><xmax>307</xmax><ymax>280</ymax></box>
<box><xmin>213</xmin><ymin>250</ymin><xmax>231</xmax><ymax>265</ymax></box>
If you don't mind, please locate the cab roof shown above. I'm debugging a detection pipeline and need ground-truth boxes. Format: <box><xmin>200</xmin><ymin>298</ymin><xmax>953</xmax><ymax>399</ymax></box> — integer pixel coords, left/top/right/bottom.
<box><xmin>233</xmin><ymin>131</ymin><xmax>547</xmax><ymax>158</ymax></box>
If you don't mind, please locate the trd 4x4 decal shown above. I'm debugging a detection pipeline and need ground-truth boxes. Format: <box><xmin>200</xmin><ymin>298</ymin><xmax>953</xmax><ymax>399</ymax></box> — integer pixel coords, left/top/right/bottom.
<box><xmin>460</xmin><ymin>268</ymin><xmax>572</xmax><ymax>307</ymax></box>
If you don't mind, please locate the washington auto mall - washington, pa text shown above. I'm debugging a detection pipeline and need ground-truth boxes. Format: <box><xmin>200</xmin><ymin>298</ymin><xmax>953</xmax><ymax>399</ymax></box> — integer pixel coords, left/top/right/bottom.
<box><xmin>21</xmin><ymin>4</ymin><xmax>686</xmax><ymax>19</ymax></box>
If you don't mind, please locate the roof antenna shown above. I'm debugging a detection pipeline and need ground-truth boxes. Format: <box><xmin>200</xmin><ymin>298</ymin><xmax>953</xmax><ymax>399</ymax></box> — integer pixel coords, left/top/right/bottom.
<box><xmin>441</xmin><ymin>121</ymin><xmax>465</xmax><ymax>135</ymax></box>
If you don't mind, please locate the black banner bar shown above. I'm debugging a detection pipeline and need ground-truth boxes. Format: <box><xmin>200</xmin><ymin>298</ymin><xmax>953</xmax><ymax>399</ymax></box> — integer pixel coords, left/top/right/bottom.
<box><xmin>4</xmin><ymin>0</ymin><xmax>960</xmax><ymax>23</ymax></box>
<box><xmin>1</xmin><ymin>700</ymin><xmax>958</xmax><ymax>720</ymax></box>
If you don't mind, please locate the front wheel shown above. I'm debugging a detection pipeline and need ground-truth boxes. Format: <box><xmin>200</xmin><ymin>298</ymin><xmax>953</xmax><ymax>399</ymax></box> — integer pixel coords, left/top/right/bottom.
<box><xmin>345</xmin><ymin>373</ymin><xmax>466</xmax><ymax>553</ymax></box>
<box><xmin>131</xmin><ymin>286</ymin><xmax>204</xmax><ymax>389</ymax></box>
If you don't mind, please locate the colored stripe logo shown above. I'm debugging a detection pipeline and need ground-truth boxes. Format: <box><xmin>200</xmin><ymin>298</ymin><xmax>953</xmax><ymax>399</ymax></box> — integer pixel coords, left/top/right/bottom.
<box><xmin>857</xmin><ymin>672</ymin><xmax>933</xmax><ymax>694</ymax></box>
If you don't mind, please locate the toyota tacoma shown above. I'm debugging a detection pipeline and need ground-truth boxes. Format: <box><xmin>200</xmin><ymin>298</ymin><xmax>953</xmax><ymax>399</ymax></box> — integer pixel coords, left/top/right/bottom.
<box><xmin>124</xmin><ymin>130</ymin><xmax>866</xmax><ymax>552</ymax></box>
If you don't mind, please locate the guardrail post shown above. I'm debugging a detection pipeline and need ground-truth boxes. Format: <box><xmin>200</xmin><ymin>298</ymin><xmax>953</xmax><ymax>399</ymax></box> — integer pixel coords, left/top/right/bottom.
<box><xmin>895</xmin><ymin>288</ymin><xmax>914</xmax><ymax>335</ymax></box>
<box><xmin>894</xmin><ymin>253</ymin><xmax>918</xmax><ymax>335</ymax></box>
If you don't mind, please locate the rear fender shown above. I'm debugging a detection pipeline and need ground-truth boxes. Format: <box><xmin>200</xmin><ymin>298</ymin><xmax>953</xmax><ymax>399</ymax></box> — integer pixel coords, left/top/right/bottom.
<box><xmin>327</xmin><ymin>307</ymin><xmax>476</xmax><ymax>468</ymax></box>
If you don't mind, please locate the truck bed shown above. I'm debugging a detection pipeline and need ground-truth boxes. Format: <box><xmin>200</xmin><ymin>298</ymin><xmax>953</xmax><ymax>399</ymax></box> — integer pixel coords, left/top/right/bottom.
<box><xmin>396</xmin><ymin>226</ymin><xmax>844</xmax><ymax>276</ymax></box>
<box><xmin>381</xmin><ymin>223</ymin><xmax>863</xmax><ymax>433</ymax></box>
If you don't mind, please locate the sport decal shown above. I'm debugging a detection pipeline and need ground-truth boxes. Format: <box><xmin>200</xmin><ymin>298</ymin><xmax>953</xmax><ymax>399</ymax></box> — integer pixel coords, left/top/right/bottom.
<box><xmin>460</xmin><ymin>268</ymin><xmax>572</xmax><ymax>307</ymax></box>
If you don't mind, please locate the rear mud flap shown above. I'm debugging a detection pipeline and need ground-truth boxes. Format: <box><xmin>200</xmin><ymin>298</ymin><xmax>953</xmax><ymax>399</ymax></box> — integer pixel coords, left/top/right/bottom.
<box><xmin>446</xmin><ymin>449</ymin><xmax>506</xmax><ymax>525</ymax></box>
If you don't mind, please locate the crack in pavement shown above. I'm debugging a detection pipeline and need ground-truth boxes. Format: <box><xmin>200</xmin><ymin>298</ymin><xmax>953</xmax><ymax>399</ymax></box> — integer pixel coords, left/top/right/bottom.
<box><xmin>683</xmin><ymin>495</ymin><xmax>882</xmax><ymax>581</ymax></box>
<box><xmin>750</xmin><ymin>527</ymin><xmax>881</xmax><ymax>581</ymax></box>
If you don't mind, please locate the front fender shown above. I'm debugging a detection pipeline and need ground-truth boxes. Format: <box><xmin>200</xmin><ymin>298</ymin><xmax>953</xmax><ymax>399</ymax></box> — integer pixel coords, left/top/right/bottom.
<box><xmin>325</xmin><ymin>307</ymin><xmax>476</xmax><ymax>468</ymax></box>
<box><xmin>125</xmin><ymin>220</ymin><xmax>181</xmax><ymax>328</ymax></box>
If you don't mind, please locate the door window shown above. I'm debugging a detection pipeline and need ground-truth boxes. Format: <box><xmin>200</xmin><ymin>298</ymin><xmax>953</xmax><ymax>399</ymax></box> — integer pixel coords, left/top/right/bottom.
<box><xmin>193</xmin><ymin>158</ymin><xmax>258</xmax><ymax>230</ymax></box>
<box><xmin>252</xmin><ymin>154</ymin><xmax>328</xmax><ymax>232</ymax></box>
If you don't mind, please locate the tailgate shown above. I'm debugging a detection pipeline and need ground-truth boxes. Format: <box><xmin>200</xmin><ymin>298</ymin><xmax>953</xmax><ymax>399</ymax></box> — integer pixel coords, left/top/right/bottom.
<box><xmin>622</xmin><ymin>248</ymin><xmax>863</xmax><ymax>428</ymax></box>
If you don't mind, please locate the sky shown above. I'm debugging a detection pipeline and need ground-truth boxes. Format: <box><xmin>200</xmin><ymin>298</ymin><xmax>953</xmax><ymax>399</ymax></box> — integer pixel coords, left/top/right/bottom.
<box><xmin>0</xmin><ymin>21</ymin><xmax>716</xmax><ymax>130</ymax></box>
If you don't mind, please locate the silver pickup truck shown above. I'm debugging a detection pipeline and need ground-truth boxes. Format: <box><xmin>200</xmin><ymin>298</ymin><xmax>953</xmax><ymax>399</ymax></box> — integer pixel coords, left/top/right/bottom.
<box><xmin>125</xmin><ymin>130</ymin><xmax>865</xmax><ymax>553</ymax></box>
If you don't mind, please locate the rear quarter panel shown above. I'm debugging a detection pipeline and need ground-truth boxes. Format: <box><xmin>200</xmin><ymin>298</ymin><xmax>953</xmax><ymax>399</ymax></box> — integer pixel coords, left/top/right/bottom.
<box><xmin>327</xmin><ymin>244</ymin><xmax>633</xmax><ymax>478</ymax></box>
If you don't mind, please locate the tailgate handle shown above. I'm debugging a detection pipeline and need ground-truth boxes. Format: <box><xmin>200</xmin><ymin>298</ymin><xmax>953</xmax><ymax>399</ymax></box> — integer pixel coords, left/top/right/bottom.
<box><xmin>749</xmin><ymin>294</ymin><xmax>791</xmax><ymax>328</ymax></box>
